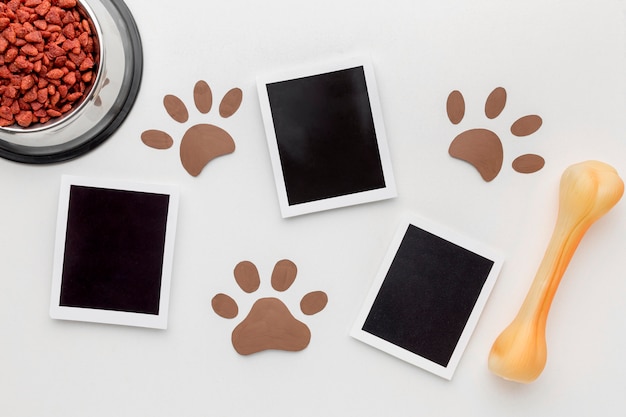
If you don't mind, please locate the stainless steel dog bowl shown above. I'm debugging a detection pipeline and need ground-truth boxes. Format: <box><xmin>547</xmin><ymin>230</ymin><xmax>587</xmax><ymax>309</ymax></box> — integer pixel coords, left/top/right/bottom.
<box><xmin>0</xmin><ymin>0</ymin><xmax>142</xmax><ymax>163</ymax></box>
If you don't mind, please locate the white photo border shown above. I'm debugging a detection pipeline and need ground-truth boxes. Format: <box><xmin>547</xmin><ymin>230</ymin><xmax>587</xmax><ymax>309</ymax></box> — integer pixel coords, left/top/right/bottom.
<box><xmin>49</xmin><ymin>175</ymin><xmax>180</xmax><ymax>330</ymax></box>
<box><xmin>350</xmin><ymin>213</ymin><xmax>504</xmax><ymax>380</ymax></box>
<box><xmin>257</xmin><ymin>56</ymin><xmax>397</xmax><ymax>218</ymax></box>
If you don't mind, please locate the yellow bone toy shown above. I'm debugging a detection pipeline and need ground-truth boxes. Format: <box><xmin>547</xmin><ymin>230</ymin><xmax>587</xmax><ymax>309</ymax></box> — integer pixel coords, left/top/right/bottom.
<box><xmin>488</xmin><ymin>160</ymin><xmax>624</xmax><ymax>383</ymax></box>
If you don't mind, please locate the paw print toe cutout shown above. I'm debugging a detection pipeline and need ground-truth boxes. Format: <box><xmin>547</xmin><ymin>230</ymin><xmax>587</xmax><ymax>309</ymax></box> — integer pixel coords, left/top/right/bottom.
<box><xmin>300</xmin><ymin>291</ymin><xmax>328</xmax><ymax>315</ymax></box>
<box><xmin>141</xmin><ymin>80</ymin><xmax>242</xmax><ymax>177</ymax></box>
<box><xmin>510</xmin><ymin>115</ymin><xmax>543</xmax><ymax>137</ymax></box>
<box><xmin>271</xmin><ymin>258</ymin><xmax>297</xmax><ymax>291</ymax></box>
<box><xmin>485</xmin><ymin>86</ymin><xmax>507</xmax><ymax>119</ymax></box>
<box><xmin>512</xmin><ymin>153</ymin><xmax>546</xmax><ymax>173</ymax></box>
<box><xmin>447</xmin><ymin>87</ymin><xmax>544</xmax><ymax>181</ymax></box>
<box><xmin>193</xmin><ymin>80</ymin><xmax>213</xmax><ymax>114</ymax></box>
<box><xmin>446</xmin><ymin>90</ymin><xmax>465</xmax><ymax>125</ymax></box>
<box><xmin>212</xmin><ymin>259</ymin><xmax>328</xmax><ymax>355</ymax></box>
<box><xmin>212</xmin><ymin>293</ymin><xmax>238</xmax><ymax>319</ymax></box>
<box><xmin>233</xmin><ymin>260</ymin><xmax>261</xmax><ymax>293</ymax></box>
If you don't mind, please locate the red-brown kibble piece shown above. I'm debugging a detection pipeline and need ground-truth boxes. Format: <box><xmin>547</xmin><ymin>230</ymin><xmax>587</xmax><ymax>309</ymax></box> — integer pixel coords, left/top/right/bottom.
<box><xmin>0</xmin><ymin>18</ymin><xmax>11</xmax><ymax>32</ymax></box>
<box><xmin>22</xmin><ymin>88</ymin><xmax>37</xmax><ymax>103</ymax></box>
<box><xmin>62</xmin><ymin>71</ymin><xmax>75</xmax><ymax>85</ymax></box>
<box><xmin>5</xmin><ymin>47</ymin><xmax>18</xmax><ymax>62</ymax></box>
<box><xmin>77</xmin><ymin>31</ymin><xmax>88</xmax><ymax>47</ymax></box>
<box><xmin>45</xmin><ymin>8</ymin><xmax>63</xmax><ymax>25</ymax></box>
<box><xmin>47</xmin><ymin>43</ymin><xmax>64</xmax><ymax>58</ymax></box>
<box><xmin>35</xmin><ymin>1</ymin><xmax>51</xmax><ymax>17</ymax></box>
<box><xmin>20</xmin><ymin>43</ymin><xmax>39</xmax><ymax>57</ymax></box>
<box><xmin>17</xmin><ymin>98</ymin><xmax>29</xmax><ymax>111</ymax></box>
<box><xmin>50</xmin><ymin>92</ymin><xmax>59</xmax><ymax>106</ymax></box>
<box><xmin>45</xmin><ymin>68</ymin><xmax>63</xmax><ymax>79</ymax></box>
<box><xmin>0</xmin><ymin>36</ymin><xmax>9</xmax><ymax>53</ymax></box>
<box><xmin>34</xmin><ymin>61</ymin><xmax>44</xmax><ymax>74</ymax></box>
<box><xmin>67</xmin><ymin>50</ymin><xmax>83</xmax><ymax>66</ymax></box>
<box><xmin>36</xmin><ymin>88</ymin><xmax>47</xmax><ymax>103</ymax></box>
<box><xmin>16</xmin><ymin>9</ymin><xmax>30</xmax><ymax>23</ymax></box>
<box><xmin>62</xmin><ymin>14</ymin><xmax>75</xmax><ymax>26</ymax></box>
<box><xmin>20</xmin><ymin>74</ymin><xmax>34</xmax><ymax>90</ymax></box>
<box><xmin>5</xmin><ymin>85</ymin><xmax>18</xmax><ymax>98</ymax></box>
<box><xmin>0</xmin><ymin>105</ymin><xmax>12</xmax><ymax>120</ymax></box>
<box><xmin>65</xmin><ymin>91</ymin><xmax>81</xmax><ymax>102</ymax></box>
<box><xmin>62</xmin><ymin>38</ymin><xmax>79</xmax><ymax>53</ymax></box>
<box><xmin>7</xmin><ymin>1</ymin><xmax>20</xmax><ymax>13</ymax></box>
<box><xmin>58</xmin><ymin>0</ymin><xmax>77</xmax><ymax>8</ymax></box>
<box><xmin>3</xmin><ymin>27</ymin><xmax>17</xmax><ymax>44</ymax></box>
<box><xmin>57</xmin><ymin>83</ymin><xmax>67</xmax><ymax>97</ymax></box>
<box><xmin>15</xmin><ymin>110</ymin><xmax>33</xmax><ymax>127</ymax></box>
<box><xmin>62</xmin><ymin>23</ymin><xmax>74</xmax><ymax>39</ymax></box>
<box><xmin>15</xmin><ymin>55</ymin><xmax>33</xmax><ymax>71</ymax></box>
<box><xmin>78</xmin><ymin>56</ymin><xmax>92</xmax><ymax>71</ymax></box>
<box><xmin>10</xmin><ymin>99</ymin><xmax>19</xmax><ymax>114</ymax></box>
<box><xmin>33</xmin><ymin>20</ymin><xmax>47</xmax><ymax>30</ymax></box>
<box><xmin>83</xmin><ymin>35</ymin><xmax>93</xmax><ymax>53</ymax></box>
<box><xmin>80</xmin><ymin>19</ymin><xmax>90</xmax><ymax>34</ymax></box>
<box><xmin>24</xmin><ymin>31</ymin><xmax>43</xmax><ymax>43</ymax></box>
<box><xmin>53</xmin><ymin>56</ymin><xmax>66</xmax><ymax>67</ymax></box>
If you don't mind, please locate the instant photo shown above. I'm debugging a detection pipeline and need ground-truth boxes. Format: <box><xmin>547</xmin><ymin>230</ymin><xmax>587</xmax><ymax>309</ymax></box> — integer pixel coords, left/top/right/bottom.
<box><xmin>351</xmin><ymin>215</ymin><xmax>504</xmax><ymax>379</ymax></box>
<box><xmin>257</xmin><ymin>57</ymin><xmax>396</xmax><ymax>217</ymax></box>
<box><xmin>50</xmin><ymin>176</ymin><xmax>179</xmax><ymax>329</ymax></box>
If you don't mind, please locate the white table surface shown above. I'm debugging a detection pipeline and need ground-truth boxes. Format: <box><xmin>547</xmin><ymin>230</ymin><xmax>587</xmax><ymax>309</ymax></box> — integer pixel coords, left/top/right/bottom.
<box><xmin>2</xmin><ymin>0</ymin><xmax>626</xmax><ymax>415</ymax></box>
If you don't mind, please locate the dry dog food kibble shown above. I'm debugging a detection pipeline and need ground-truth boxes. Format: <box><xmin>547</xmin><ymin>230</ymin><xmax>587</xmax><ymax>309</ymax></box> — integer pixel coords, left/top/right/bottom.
<box><xmin>0</xmin><ymin>0</ymin><xmax>98</xmax><ymax>128</ymax></box>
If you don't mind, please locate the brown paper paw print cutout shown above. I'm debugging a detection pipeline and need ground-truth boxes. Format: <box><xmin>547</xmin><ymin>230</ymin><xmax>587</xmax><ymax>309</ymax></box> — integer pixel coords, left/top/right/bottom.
<box><xmin>212</xmin><ymin>259</ymin><xmax>328</xmax><ymax>355</ymax></box>
<box><xmin>447</xmin><ymin>87</ymin><xmax>545</xmax><ymax>182</ymax></box>
<box><xmin>141</xmin><ymin>80</ymin><xmax>243</xmax><ymax>177</ymax></box>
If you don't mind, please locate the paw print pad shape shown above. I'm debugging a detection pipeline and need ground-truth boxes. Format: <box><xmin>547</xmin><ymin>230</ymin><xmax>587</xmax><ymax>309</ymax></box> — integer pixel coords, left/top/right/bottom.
<box><xmin>447</xmin><ymin>87</ymin><xmax>545</xmax><ymax>182</ymax></box>
<box><xmin>141</xmin><ymin>81</ymin><xmax>243</xmax><ymax>177</ymax></box>
<box><xmin>212</xmin><ymin>259</ymin><xmax>328</xmax><ymax>355</ymax></box>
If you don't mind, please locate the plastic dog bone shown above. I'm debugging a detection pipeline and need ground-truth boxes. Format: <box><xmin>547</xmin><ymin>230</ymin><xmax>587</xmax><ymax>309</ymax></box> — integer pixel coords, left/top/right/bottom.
<box><xmin>488</xmin><ymin>160</ymin><xmax>624</xmax><ymax>383</ymax></box>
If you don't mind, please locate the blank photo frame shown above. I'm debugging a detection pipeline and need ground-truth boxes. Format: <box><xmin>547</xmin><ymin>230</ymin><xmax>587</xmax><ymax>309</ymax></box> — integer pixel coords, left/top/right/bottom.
<box><xmin>351</xmin><ymin>214</ymin><xmax>504</xmax><ymax>379</ymax></box>
<box><xmin>50</xmin><ymin>175</ymin><xmax>180</xmax><ymax>329</ymax></box>
<box><xmin>257</xmin><ymin>56</ymin><xmax>396</xmax><ymax>217</ymax></box>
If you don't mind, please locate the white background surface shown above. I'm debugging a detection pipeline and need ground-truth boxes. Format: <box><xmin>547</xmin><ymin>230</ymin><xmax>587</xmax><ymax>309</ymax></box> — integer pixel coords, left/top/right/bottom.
<box><xmin>2</xmin><ymin>0</ymin><xmax>626</xmax><ymax>415</ymax></box>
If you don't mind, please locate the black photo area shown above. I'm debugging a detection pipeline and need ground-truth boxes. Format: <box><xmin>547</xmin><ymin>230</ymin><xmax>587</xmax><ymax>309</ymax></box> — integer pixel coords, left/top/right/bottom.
<box><xmin>362</xmin><ymin>225</ymin><xmax>495</xmax><ymax>367</ymax></box>
<box><xmin>266</xmin><ymin>66</ymin><xmax>386</xmax><ymax>205</ymax></box>
<box><xmin>59</xmin><ymin>185</ymin><xmax>170</xmax><ymax>315</ymax></box>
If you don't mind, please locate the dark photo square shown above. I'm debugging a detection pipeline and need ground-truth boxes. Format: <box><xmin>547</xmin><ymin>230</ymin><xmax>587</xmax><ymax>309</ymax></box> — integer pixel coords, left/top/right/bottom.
<box><xmin>266</xmin><ymin>66</ymin><xmax>385</xmax><ymax>205</ymax></box>
<box><xmin>59</xmin><ymin>185</ymin><xmax>170</xmax><ymax>315</ymax></box>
